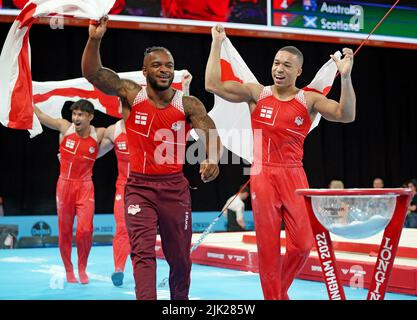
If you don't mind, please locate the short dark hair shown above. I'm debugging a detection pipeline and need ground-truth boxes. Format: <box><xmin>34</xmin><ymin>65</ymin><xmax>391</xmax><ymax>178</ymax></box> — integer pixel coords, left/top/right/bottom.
<box><xmin>144</xmin><ymin>46</ymin><xmax>171</xmax><ymax>58</ymax></box>
<box><xmin>70</xmin><ymin>99</ymin><xmax>94</xmax><ymax>115</ymax></box>
<box><xmin>278</xmin><ymin>46</ymin><xmax>304</xmax><ymax>66</ymax></box>
<box><xmin>409</xmin><ymin>179</ymin><xmax>417</xmax><ymax>189</ymax></box>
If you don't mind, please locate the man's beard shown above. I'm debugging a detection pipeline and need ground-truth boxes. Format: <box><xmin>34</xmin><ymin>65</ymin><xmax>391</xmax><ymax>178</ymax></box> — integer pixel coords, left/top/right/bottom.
<box><xmin>147</xmin><ymin>75</ymin><xmax>174</xmax><ymax>91</ymax></box>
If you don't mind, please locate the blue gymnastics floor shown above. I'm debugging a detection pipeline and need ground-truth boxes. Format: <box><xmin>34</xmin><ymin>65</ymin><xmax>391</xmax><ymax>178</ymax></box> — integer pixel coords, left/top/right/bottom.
<box><xmin>0</xmin><ymin>246</ymin><xmax>416</xmax><ymax>300</ymax></box>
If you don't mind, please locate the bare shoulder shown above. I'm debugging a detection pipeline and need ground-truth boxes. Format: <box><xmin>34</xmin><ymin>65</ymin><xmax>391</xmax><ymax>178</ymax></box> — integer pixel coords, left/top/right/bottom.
<box><xmin>182</xmin><ymin>95</ymin><xmax>203</xmax><ymax>106</ymax></box>
<box><xmin>95</xmin><ymin>127</ymin><xmax>106</xmax><ymax>143</ymax></box>
<box><xmin>120</xmin><ymin>78</ymin><xmax>141</xmax><ymax>90</ymax></box>
<box><xmin>96</xmin><ymin>126</ymin><xmax>106</xmax><ymax>135</ymax></box>
<box><xmin>182</xmin><ymin>95</ymin><xmax>206</xmax><ymax>116</ymax></box>
<box><xmin>105</xmin><ymin>123</ymin><xmax>116</xmax><ymax>141</ymax></box>
<box><xmin>120</xmin><ymin>79</ymin><xmax>142</xmax><ymax>106</ymax></box>
<box><xmin>59</xmin><ymin>119</ymin><xmax>72</xmax><ymax>135</ymax></box>
<box><xmin>304</xmin><ymin>90</ymin><xmax>325</xmax><ymax>108</ymax></box>
<box><xmin>247</xmin><ymin>83</ymin><xmax>264</xmax><ymax>95</ymax></box>
<box><xmin>61</xmin><ymin>118</ymin><xmax>72</xmax><ymax>127</ymax></box>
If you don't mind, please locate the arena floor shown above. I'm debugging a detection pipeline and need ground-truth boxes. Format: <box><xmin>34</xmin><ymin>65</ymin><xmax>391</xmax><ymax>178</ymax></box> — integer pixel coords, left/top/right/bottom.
<box><xmin>0</xmin><ymin>243</ymin><xmax>416</xmax><ymax>300</ymax></box>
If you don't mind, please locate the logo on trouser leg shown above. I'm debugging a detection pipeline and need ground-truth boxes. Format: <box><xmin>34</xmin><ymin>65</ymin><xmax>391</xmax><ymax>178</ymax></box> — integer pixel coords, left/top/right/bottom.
<box><xmin>184</xmin><ymin>212</ymin><xmax>189</xmax><ymax>230</ymax></box>
<box><xmin>128</xmin><ymin>204</ymin><xmax>141</xmax><ymax>215</ymax></box>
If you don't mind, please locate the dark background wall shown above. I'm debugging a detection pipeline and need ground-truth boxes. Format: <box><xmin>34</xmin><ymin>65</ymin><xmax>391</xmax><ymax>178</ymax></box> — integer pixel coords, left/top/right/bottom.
<box><xmin>1</xmin><ymin>22</ymin><xmax>416</xmax><ymax>215</ymax></box>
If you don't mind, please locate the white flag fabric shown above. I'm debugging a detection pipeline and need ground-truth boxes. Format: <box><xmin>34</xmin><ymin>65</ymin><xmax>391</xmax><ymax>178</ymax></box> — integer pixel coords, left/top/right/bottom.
<box><xmin>0</xmin><ymin>0</ymin><xmax>116</xmax><ymax>136</ymax></box>
<box><xmin>304</xmin><ymin>50</ymin><xmax>342</xmax><ymax>132</ymax></box>
<box><xmin>205</xmin><ymin>38</ymin><xmax>257</xmax><ymax>163</ymax></box>
<box><xmin>32</xmin><ymin>70</ymin><xmax>187</xmax><ymax>119</ymax></box>
<box><xmin>209</xmin><ymin>38</ymin><xmax>341</xmax><ymax>162</ymax></box>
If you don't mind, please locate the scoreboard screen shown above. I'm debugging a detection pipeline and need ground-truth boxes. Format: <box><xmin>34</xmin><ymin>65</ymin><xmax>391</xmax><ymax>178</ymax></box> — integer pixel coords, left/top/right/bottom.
<box><xmin>271</xmin><ymin>0</ymin><xmax>417</xmax><ymax>40</ymax></box>
<box><xmin>1</xmin><ymin>1</ymin><xmax>416</xmax><ymax>49</ymax></box>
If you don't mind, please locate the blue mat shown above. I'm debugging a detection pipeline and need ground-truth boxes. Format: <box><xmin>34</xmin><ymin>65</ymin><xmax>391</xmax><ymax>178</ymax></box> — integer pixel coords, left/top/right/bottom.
<box><xmin>0</xmin><ymin>246</ymin><xmax>416</xmax><ymax>300</ymax></box>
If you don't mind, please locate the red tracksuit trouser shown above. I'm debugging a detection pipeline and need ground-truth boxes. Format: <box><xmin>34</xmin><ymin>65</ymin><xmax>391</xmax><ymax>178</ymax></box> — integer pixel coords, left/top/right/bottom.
<box><xmin>56</xmin><ymin>178</ymin><xmax>94</xmax><ymax>274</ymax></box>
<box><xmin>250</xmin><ymin>164</ymin><xmax>314</xmax><ymax>300</ymax></box>
<box><xmin>124</xmin><ymin>172</ymin><xmax>192</xmax><ymax>300</ymax></box>
<box><xmin>113</xmin><ymin>182</ymin><xmax>131</xmax><ymax>272</ymax></box>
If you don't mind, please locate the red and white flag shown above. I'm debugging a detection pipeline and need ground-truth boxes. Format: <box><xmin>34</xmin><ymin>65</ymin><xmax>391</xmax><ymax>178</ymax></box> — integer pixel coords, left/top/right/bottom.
<box><xmin>32</xmin><ymin>70</ymin><xmax>186</xmax><ymax>120</ymax></box>
<box><xmin>208</xmin><ymin>38</ymin><xmax>341</xmax><ymax>162</ymax></box>
<box><xmin>0</xmin><ymin>0</ymin><xmax>116</xmax><ymax>136</ymax></box>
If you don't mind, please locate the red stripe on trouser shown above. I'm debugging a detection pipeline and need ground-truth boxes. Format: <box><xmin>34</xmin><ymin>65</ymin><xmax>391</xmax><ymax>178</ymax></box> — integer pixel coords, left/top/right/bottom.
<box><xmin>113</xmin><ymin>183</ymin><xmax>131</xmax><ymax>272</ymax></box>
<box><xmin>250</xmin><ymin>165</ymin><xmax>314</xmax><ymax>300</ymax></box>
<box><xmin>124</xmin><ymin>172</ymin><xmax>192</xmax><ymax>300</ymax></box>
<box><xmin>56</xmin><ymin>178</ymin><xmax>94</xmax><ymax>273</ymax></box>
